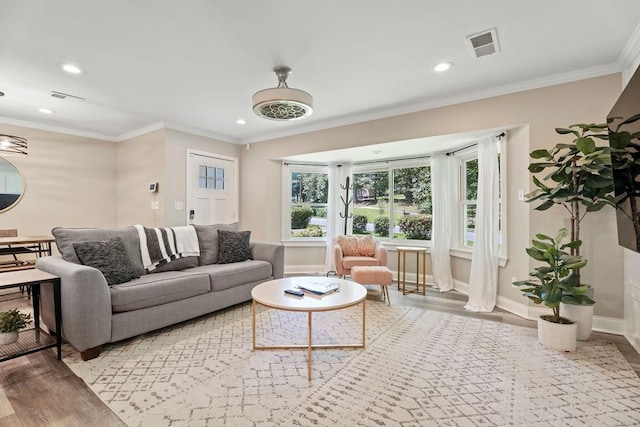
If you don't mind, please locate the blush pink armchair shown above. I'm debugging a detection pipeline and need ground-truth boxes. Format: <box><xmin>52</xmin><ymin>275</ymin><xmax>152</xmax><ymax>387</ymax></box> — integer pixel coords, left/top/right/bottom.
<box><xmin>333</xmin><ymin>235</ymin><xmax>388</xmax><ymax>277</ymax></box>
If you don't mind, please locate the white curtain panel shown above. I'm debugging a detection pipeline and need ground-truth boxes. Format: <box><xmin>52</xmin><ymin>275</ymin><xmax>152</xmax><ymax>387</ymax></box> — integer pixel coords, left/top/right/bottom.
<box><xmin>324</xmin><ymin>163</ymin><xmax>353</xmax><ymax>272</ymax></box>
<box><xmin>465</xmin><ymin>136</ymin><xmax>500</xmax><ymax>312</ymax></box>
<box><xmin>431</xmin><ymin>154</ymin><xmax>456</xmax><ymax>292</ymax></box>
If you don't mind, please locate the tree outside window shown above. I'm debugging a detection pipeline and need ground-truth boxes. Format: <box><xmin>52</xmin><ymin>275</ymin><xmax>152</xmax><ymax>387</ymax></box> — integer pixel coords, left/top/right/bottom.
<box><xmin>289</xmin><ymin>170</ymin><xmax>328</xmax><ymax>238</ymax></box>
<box><xmin>462</xmin><ymin>158</ymin><xmax>478</xmax><ymax>247</ymax></box>
<box><xmin>352</xmin><ymin>165</ymin><xmax>432</xmax><ymax>240</ymax></box>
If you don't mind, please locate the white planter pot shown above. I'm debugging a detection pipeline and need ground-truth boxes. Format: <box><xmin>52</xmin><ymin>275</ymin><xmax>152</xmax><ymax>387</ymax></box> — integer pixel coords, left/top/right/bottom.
<box><xmin>560</xmin><ymin>302</ymin><xmax>594</xmax><ymax>341</ymax></box>
<box><xmin>0</xmin><ymin>331</ymin><xmax>19</xmax><ymax>345</ymax></box>
<box><xmin>537</xmin><ymin>316</ymin><xmax>577</xmax><ymax>352</ymax></box>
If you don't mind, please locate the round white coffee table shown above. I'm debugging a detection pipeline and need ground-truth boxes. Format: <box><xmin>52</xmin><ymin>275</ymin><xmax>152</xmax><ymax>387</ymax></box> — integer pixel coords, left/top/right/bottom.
<box><xmin>251</xmin><ymin>276</ymin><xmax>367</xmax><ymax>380</ymax></box>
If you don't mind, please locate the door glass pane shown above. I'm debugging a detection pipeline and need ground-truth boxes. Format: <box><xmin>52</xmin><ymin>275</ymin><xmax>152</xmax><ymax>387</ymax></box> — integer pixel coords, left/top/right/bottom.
<box><xmin>216</xmin><ymin>179</ymin><xmax>224</xmax><ymax>190</ymax></box>
<box><xmin>198</xmin><ymin>165</ymin><xmax>207</xmax><ymax>179</ymax></box>
<box><xmin>199</xmin><ymin>178</ymin><xmax>207</xmax><ymax>189</ymax></box>
<box><xmin>207</xmin><ymin>178</ymin><xmax>215</xmax><ymax>189</ymax></box>
<box><xmin>216</xmin><ymin>167</ymin><xmax>224</xmax><ymax>180</ymax></box>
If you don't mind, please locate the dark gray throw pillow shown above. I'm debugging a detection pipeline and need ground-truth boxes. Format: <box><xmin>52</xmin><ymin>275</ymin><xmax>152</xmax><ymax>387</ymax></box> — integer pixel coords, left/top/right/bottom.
<box><xmin>73</xmin><ymin>237</ymin><xmax>140</xmax><ymax>286</ymax></box>
<box><xmin>217</xmin><ymin>230</ymin><xmax>252</xmax><ymax>264</ymax></box>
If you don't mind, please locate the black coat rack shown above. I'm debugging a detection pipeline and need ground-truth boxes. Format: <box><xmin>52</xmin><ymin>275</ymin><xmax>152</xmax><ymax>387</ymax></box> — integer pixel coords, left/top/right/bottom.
<box><xmin>339</xmin><ymin>176</ymin><xmax>354</xmax><ymax>235</ymax></box>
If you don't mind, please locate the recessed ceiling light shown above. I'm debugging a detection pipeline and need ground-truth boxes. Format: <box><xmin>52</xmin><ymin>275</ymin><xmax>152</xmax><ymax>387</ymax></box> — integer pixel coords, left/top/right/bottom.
<box><xmin>236</xmin><ymin>118</ymin><xmax>247</xmax><ymax>125</ymax></box>
<box><xmin>372</xmin><ymin>149</ymin><xmax>383</xmax><ymax>154</ymax></box>
<box><xmin>434</xmin><ymin>62</ymin><xmax>453</xmax><ymax>72</ymax></box>
<box><xmin>38</xmin><ymin>108</ymin><xmax>55</xmax><ymax>114</ymax></box>
<box><xmin>61</xmin><ymin>63</ymin><xmax>84</xmax><ymax>74</ymax></box>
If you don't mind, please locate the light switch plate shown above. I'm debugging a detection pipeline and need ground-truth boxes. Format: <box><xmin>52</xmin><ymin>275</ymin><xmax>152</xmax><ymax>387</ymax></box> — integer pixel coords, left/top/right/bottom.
<box><xmin>175</xmin><ymin>201</ymin><xmax>184</xmax><ymax>211</ymax></box>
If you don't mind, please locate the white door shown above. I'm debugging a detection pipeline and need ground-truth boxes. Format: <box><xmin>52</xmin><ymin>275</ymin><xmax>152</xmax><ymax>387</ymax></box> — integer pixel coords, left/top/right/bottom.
<box><xmin>187</xmin><ymin>151</ymin><xmax>238</xmax><ymax>225</ymax></box>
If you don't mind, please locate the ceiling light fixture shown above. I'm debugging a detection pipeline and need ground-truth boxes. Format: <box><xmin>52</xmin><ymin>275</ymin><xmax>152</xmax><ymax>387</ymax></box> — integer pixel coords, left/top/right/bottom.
<box><xmin>236</xmin><ymin>118</ymin><xmax>247</xmax><ymax>125</ymax></box>
<box><xmin>434</xmin><ymin>62</ymin><xmax>453</xmax><ymax>72</ymax></box>
<box><xmin>0</xmin><ymin>134</ymin><xmax>27</xmax><ymax>156</ymax></box>
<box><xmin>38</xmin><ymin>108</ymin><xmax>54</xmax><ymax>114</ymax></box>
<box><xmin>252</xmin><ymin>66</ymin><xmax>313</xmax><ymax>121</ymax></box>
<box><xmin>61</xmin><ymin>63</ymin><xmax>84</xmax><ymax>74</ymax></box>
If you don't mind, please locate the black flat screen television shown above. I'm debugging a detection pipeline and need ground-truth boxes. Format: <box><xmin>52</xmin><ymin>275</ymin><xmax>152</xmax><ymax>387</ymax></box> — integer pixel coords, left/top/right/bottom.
<box><xmin>608</xmin><ymin>65</ymin><xmax>640</xmax><ymax>252</ymax></box>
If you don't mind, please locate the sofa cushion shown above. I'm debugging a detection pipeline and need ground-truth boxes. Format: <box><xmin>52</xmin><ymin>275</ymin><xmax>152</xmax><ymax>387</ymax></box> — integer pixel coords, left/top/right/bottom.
<box><xmin>188</xmin><ymin>260</ymin><xmax>272</xmax><ymax>292</ymax></box>
<box><xmin>193</xmin><ymin>223</ymin><xmax>239</xmax><ymax>265</ymax></box>
<box><xmin>150</xmin><ymin>256</ymin><xmax>199</xmax><ymax>274</ymax></box>
<box><xmin>217</xmin><ymin>230</ymin><xmax>251</xmax><ymax>264</ymax></box>
<box><xmin>110</xmin><ymin>271</ymin><xmax>211</xmax><ymax>312</ymax></box>
<box><xmin>73</xmin><ymin>238</ymin><xmax>140</xmax><ymax>286</ymax></box>
<box><xmin>342</xmin><ymin>256</ymin><xmax>381</xmax><ymax>269</ymax></box>
<box><xmin>52</xmin><ymin>226</ymin><xmax>145</xmax><ymax>276</ymax></box>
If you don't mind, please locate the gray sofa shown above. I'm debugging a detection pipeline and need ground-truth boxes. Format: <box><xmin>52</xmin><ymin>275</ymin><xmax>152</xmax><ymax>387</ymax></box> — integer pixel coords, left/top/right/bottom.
<box><xmin>36</xmin><ymin>224</ymin><xmax>284</xmax><ymax>360</ymax></box>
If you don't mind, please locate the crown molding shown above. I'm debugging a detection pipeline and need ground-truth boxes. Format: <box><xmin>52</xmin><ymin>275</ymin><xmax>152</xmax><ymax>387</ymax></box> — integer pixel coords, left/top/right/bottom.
<box><xmin>162</xmin><ymin>122</ymin><xmax>238</xmax><ymax>144</ymax></box>
<box><xmin>618</xmin><ymin>22</ymin><xmax>640</xmax><ymax>85</ymax></box>
<box><xmin>114</xmin><ymin>122</ymin><xmax>166</xmax><ymax>141</ymax></box>
<box><xmin>0</xmin><ymin>115</ymin><xmax>118</xmax><ymax>141</ymax></box>
<box><xmin>242</xmin><ymin>63</ymin><xmax>621</xmax><ymax>144</ymax></box>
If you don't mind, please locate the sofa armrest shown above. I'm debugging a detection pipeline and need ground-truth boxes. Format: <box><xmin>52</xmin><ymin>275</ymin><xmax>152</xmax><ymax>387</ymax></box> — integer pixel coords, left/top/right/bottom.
<box><xmin>36</xmin><ymin>256</ymin><xmax>112</xmax><ymax>352</ymax></box>
<box><xmin>251</xmin><ymin>242</ymin><xmax>284</xmax><ymax>279</ymax></box>
<box><xmin>333</xmin><ymin>244</ymin><xmax>346</xmax><ymax>276</ymax></box>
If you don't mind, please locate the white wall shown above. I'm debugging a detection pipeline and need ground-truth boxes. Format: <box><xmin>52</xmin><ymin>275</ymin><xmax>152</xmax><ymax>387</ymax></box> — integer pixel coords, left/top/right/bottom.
<box><xmin>0</xmin><ymin>124</ymin><xmax>117</xmax><ymax>235</ymax></box>
<box><xmin>117</xmin><ymin>129</ymin><xmax>165</xmax><ymax>227</ymax></box>
<box><xmin>163</xmin><ymin>129</ymin><xmax>240</xmax><ymax>227</ymax></box>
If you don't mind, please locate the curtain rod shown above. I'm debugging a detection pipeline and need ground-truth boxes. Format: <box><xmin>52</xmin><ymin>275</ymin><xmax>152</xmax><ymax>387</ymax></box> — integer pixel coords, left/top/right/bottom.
<box><xmin>445</xmin><ymin>132</ymin><xmax>505</xmax><ymax>156</ymax></box>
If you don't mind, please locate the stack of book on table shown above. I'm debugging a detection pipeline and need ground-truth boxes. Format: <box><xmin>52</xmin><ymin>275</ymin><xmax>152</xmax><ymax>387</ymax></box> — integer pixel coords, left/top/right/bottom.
<box><xmin>296</xmin><ymin>281</ymin><xmax>340</xmax><ymax>295</ymax></box>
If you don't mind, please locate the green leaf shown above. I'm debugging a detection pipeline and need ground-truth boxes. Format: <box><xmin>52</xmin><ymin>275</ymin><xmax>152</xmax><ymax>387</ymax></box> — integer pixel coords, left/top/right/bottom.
<box><xmin>534</xmin><ymin>200</ymin><xmax>555</xmax><ymax>211</ymax></box>
<box><xmin>556</xmin><ymin>128</ymin><xmax>580</xmax><ymax>138</ymax></box>
<box><xmin>576</xmin><ymin>137</ymin><xmax>596</xmax><ymax>154</ymax></box>
<box><xmin>526</xmin><ymin>247</ymin><xmax>547</xmax><ymax>262</ymax></box>
<box><xmin>560</xmin><ymin>240</ymin><xmax>582</xmax><ymax>250</ymax></box>
<box><xmin>530</xmin><ymin>149</ymin><xmax>552</xmax><ymax>159</ymax></box>
<box><xmin>534</xmin><ymin>233</ymin><xmax>553</xmax><ymax>241</ymax></box>
<box><xmin>564</xmin><ymin>260</ymin><xmax>587</xmax><ymax>270</ymax></box>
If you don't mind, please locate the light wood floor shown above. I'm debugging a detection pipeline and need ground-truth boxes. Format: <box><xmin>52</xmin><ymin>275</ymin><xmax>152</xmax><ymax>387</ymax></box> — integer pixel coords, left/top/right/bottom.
<box><xmin>0</xmin><ymin>283</ymin><xmax>638</xmax><ymax>427</ymax></box>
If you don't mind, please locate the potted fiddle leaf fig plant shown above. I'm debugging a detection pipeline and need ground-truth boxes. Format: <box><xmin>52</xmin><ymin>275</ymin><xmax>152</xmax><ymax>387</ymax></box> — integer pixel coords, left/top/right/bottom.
<box><xmin>0</xmin><ymin>308</ymin><xmax>32</xmax><ymax>345</ymax></box>
<box><xmin>513</xmin><ymin>228</ymin><xmax>590</xmax><ymax>351</ymax></box>
<box><xmin>525</xmin><ymin>123</ymin><xmax>615</xmax><ymax>339</ymax></box>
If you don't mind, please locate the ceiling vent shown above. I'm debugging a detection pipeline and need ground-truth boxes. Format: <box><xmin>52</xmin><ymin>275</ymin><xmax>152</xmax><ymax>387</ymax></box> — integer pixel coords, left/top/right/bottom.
<box><xmin>252</xmin><ymin>66</ymin><xmax>313</xmax><ymax>121</ymax></box>
<box><xmin>51</xmin><ymin>91</ymin><xmax>85</xmax><ymax>102</ymax></box>
<box><xmin>466</xmin><ymin>28</ymin><xmax>500</xmax><ymax>58</ymax></box>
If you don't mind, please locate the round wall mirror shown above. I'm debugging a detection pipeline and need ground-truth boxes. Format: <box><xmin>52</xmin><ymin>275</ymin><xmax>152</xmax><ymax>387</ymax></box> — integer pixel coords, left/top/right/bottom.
<box><xmin>0</xmin><ymin>157</ymin><xmax>25</xmax><ymax>212</ymax></box>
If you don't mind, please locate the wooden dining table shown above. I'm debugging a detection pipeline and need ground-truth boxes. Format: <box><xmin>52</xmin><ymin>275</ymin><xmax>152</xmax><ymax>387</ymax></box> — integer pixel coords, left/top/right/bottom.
<box><xmin>0</xmin><ymin>235</ymin><xmax>55</xmax><ymax>272</ymax></box>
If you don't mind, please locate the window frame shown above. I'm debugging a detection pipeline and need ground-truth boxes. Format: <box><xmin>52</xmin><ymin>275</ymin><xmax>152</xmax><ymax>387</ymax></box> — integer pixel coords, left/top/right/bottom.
<box><xmin>282</xmin><ymin>163</ymin><xmax>329</xmax><ymax>241</ymax></box>
<box><xmin>453</xmin><ymin>139</ymin><xmax>507</xmax><ymax>260</ymax></box>
<box><xmin>352</xmin><ymin>158</ymin><xmax>432</xmax><ymax>245</ymax></box>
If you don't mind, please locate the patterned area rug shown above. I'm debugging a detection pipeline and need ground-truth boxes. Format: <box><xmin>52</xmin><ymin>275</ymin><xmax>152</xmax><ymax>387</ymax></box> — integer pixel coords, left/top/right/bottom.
<box><xmin>63</xmin><ymin>301</ymin><xmax>640</xmax><ymax>426</ymax></box>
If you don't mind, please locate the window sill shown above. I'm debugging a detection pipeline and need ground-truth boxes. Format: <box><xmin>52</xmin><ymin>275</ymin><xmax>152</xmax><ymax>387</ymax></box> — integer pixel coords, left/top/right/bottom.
<box><xmin>450</xmin><ymin>247</ymin><xmax>508</xmax><ymax>267</ymax></box>
<box><xmin>282</xmin><ymin>239</ymin><xmax>327</xmax><ymax>247</ymax></box>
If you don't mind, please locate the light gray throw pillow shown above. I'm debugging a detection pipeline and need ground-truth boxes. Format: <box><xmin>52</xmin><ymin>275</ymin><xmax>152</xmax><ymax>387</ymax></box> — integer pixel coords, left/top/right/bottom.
<box><xmin>193</xmin><ymin>223</ymin><xmax>239</xmax><ymax>265</ymax></box>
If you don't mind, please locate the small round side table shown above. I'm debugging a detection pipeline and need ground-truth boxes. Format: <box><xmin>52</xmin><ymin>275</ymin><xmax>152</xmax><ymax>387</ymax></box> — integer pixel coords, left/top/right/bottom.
<box><xmin>396</xmin><ymin>246</ymin><xmax>428</xmax><ymax>295</ymax></box>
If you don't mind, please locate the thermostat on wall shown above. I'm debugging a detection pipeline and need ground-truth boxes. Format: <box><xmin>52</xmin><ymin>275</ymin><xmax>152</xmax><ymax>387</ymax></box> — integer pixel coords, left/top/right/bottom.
<box><xmin>149</xmin><ymin>182</ymin><xmax>158</xmax><ymax>193</ymax></box>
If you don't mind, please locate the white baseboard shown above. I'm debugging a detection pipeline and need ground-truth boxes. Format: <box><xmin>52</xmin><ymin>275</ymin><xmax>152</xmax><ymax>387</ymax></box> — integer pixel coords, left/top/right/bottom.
<box><xmin>625</xmin><ymin>332</ymin><xmax>640</xmax><ymax>355</ymax></box>
<box><xmin>495</xmin><ymin>296</ymin><xmax>625</xmax><ymax>335</ymax></box>
<box><xmin>284</xmin><ymin>265</ymin><xmax>325</xmax><ymax>275</ymax></box>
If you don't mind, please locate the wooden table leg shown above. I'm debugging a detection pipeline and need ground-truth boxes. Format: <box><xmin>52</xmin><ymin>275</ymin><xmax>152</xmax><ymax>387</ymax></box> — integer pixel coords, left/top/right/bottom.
<box><xmin>362</xmin><ymin>300</ymin><xmax>366</xmax><ymax>348</ymax></box>
<box><xmin>397</xmin><ymin>250</ymin><xmax>401</xmax><ymax>290</ymax></box>
<box><xmin>252</xmin><ymin>300</ymin><xmax>256</xmax><ymax>350</ymax></box>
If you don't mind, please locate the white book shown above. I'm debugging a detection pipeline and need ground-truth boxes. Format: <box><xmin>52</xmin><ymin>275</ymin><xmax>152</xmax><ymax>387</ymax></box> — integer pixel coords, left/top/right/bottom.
<box><xmin>296</xmin><ymin>281</ymin><xmax>340</xmax><ymax>295</ymax></box>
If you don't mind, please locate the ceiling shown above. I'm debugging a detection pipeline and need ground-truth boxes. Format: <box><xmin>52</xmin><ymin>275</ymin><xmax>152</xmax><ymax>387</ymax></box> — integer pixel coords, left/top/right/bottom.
<box><xmin>1</xmin><ymin>1</ymin><xmax>640</xmax><ymax>144</ymax></box>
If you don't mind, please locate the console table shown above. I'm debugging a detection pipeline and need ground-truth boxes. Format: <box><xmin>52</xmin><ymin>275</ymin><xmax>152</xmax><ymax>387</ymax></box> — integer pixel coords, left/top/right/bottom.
<box><xmin>0</xmin><ymin>235</ymin><xmax>54</xmax><ymax>272</ymax></box>
<box><xmin>0</xmin><ymin>269</ymin><xmax>62</xmax><ymax>362</ymax></box>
